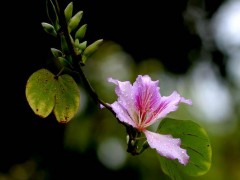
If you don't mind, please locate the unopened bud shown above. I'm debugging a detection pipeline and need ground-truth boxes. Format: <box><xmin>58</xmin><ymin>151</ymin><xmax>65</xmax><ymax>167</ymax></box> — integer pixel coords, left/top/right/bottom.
<box><xmin>75</xmin><ymin>24</ymin><xmax>87</xmax><ymax>40</ymax></box>
<box><xmin>41</xmin><ymin>22</ymin><xmax>57</xmax><ymax>37</ymax></box>
<box><xmin>64</xmin><ymin>2</ymin><xmax>73</xmax><ymax>23</ymax></box>
<box><xmin>51</xmin><ymin>48</ymin><xmax>63</xmax><ymax>58</ymax></box>
<box><xmin>68</xmin><ymin>11</ymin><xmax>83</xmax><ymax>33</ymax></box>
<box><xmin>82</xmin><ymin>39</ymin><xmax>103</xmax><ymax>63</ymax></box>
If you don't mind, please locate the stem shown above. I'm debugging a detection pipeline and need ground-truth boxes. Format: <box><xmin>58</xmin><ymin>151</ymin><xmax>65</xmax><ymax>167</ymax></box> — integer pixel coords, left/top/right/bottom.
<box><xmin>52</xmin><ymin>0</ymin><xmax>147</xmax><ymax>156</ymax></box>
<box><xmin>53</xmin><ymin>0</ymin><xmax>126</xmax><ymax>125</ymax></box>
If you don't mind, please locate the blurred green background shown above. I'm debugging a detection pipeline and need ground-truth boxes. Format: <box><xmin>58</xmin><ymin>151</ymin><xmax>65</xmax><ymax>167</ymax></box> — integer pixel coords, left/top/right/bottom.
<box><xmin>1</xmin><ymin>0</ymin><xmax>240</xmax><ymax>179</ymax></box>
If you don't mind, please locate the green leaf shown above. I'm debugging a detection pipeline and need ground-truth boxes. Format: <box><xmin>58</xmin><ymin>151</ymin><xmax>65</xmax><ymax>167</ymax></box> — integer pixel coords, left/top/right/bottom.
<box><xmin>26</xmin><ymin>69</ymin><xmax>80</xmax><ymax>123</ymax></box>
<box><xmin>159</xmin><ymin>156</ymin><xmax>183</xmax><ymax>180</ymax></box>
<box><xmin>157</xmin><ymin>118</ymin><xmax>212</xmax><ymax>179</ymax></box>
<box><xmin>64</xmin><ymin>2</ymin><xmax>73</xmax><ymax>23</ymax></box>
<box><xmin>68</xmin><ymin>11</ymin><xmax>83</xmax><ymax>33</ymax></box>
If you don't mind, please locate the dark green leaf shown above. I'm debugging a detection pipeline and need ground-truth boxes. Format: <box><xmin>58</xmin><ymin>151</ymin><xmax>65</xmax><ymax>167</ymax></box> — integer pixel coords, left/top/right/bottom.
<box><xmin>157</xmin><ymin>118</ymin><xmax>212</xmax><ymax>179</ymax></box>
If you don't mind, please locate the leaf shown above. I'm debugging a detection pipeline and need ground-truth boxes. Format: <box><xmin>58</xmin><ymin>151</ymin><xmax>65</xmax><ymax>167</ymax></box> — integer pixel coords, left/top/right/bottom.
<box><xmin>157</xmin><ymin>118</ymin><xmax>212</xmax><ymax>179</ymax></box>
<box><xmin>26</xmin><ymin>69</ymin><xmax>80</xmax><ymax>123</ymax></box>
<box><xmin>158</xmin><ymin>156</ymin><xmax>183</xmax><ymax>180</ymax></box>
<box><xmin>25</xmin><ymin>69</ymin><xmax>56</xmax><ymax>118</ymax></box>
<box><xmin>54</xmin><ymin>75</ymin><xmax>80</xmax><ymax>122</ymax></box>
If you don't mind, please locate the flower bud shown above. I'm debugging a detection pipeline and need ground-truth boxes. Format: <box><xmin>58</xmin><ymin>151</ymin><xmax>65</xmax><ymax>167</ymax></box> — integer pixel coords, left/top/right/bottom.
<box><xmin>82</xmin><ymin>39</ymin><xmax>103</xmax><ymax>63</ymax></box>
<box><xmin>68</xmin><ymin>11</ymin><xmax>83</xmax><ymax>33</ymax></box>
<box><xmin>41</xmin><ymin>22</ymin><xmax>57</xmax><ymax>37</ymax></box>
<box><xmin>64</xmin><ymin>2</ymin><xmax>73</xmax><ymax>23</ymax></box>
<box><xmin>51</xmin><ymin>48</ymin><xmax>63</xmax><ymax>58</ymax></box>
<box><xmin>75</xmin><ymin>24</ymin><xmax>87</xmax><ymax>40</ymax></box>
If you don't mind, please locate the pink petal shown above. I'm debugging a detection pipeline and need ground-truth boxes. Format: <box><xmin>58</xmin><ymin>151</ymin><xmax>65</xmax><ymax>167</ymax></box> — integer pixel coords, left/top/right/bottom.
<box><xmin>180</xmin><ymin>97</ymin><xmax>192</xmax><ymax>105</ymax></box>
<box><xmin>108</xmin><ymin>77</ymin><xmax>137</xmax><ymax>120</ymax></box>
<box><xmin>110</xmin><ymin>102</ymin><xmax>137</xmax><ymax>128</ymax></box>
<box><xmin>144</xmin><ymin>130</ymin><xmax>189</xmax><ymax>165</ymax></box>
<box><xmin>133</xmin><ymin>75</ymin><xmax>161</xmax><ymax>110</ymax></box>
<box><xmin>146</xmin><ymin>91</ymin><xmax>192</xmax><ymax>126</ymax></box>
<box><xmin>132</xmin><ymin>75</ymin><xmax>162</xmax><ymax>123</ymax></box>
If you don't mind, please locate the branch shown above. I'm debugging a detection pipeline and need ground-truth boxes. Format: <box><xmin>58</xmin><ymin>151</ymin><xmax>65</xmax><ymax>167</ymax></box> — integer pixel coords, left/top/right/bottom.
<box><xmin>53</xmin><ymin>0</ymin><xmax>125</xmax><ymax>124</ymax></box>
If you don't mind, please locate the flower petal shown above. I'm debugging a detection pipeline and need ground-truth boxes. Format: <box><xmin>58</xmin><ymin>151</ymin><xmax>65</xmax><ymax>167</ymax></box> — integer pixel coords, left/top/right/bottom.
<box><xmin>145</xmin><ymin>91</ymin><xmax>192</xmax><ymax>126</ymax></box>
<box><xmin>108</xmin><ymin>77</ymin><xmax>137</xmax><ymax>121</ymax></box>
<box><xmin>132</xmin><ymin>75</ymin><xmax>162</xmax><ymax>126</ymax></box>
<box><xmin>144</xmin><ymin>130</ymin><xmax>189</xmax><ymax>165</ymax></box>
<box><xmin>110</xmin><ymin>102</ymin><xmax>137</xmax><ymax>128</ymax></box>
<box><xmin>133</xmin><ymin>75</ymin><xmax>161</xmax><ymax>111</ymax></box>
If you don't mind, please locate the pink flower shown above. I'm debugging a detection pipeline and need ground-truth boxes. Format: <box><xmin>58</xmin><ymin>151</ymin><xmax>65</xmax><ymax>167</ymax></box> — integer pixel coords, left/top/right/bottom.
<box><xmin>107</xmin><ymin>75</ymin><xmax>192</xmax><ymax>165</ymax></box>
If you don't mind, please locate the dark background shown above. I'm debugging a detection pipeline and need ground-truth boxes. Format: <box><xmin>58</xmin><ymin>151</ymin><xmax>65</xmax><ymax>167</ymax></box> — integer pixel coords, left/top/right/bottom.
<box><xmin>1</xmin><ymin>0</ymin><xmax>225</xmax><ymax>179</ymax></box>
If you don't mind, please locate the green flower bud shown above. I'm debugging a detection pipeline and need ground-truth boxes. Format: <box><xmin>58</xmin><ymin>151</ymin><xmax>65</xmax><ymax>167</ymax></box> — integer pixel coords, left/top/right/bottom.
<box><xmin>41</xmin><ymin>22</ymin><xmax>57</xmax><ymax>37</ymax></box>
<box><xmin>64</xmin><ymin>2</ymin><xmax>73</xmax><ymax>23</ymax></box>
<box><xmin>74</xmin><ymin>40</ymin><xmax>87</xmax><ymax>55</ymax></box>
<box><xmin>51</xmin><ymin>48</ymin><xmax>63</xmax><ymax>58</ymax></box>
<box><xmin>78</xmin><ymin>41</ymin><xmax>87</xmax><ymax>50</ymax></box>
<box><xmin>75</xmin><ymin>24</ymin><xmax>87</xmax><ymax>40</ymax></box>
<box><xmin>68</xmin><ymin>11</ymin><xmax>83</xmax><ymax>33</ymax></box>
<box><xmin>82</xmin><ymin>39</ymin><xmax>103</xmax><ymax>63</ymax></box>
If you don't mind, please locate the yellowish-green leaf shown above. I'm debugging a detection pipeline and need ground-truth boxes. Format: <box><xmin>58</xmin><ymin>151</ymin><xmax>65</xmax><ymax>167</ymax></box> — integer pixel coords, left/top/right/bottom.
<box><xmin>54</xmin><ymin>75</ymin><xmax>80</xmax><ymax>123</ymax></box>
<box><xmin>26</xmin><ymin>69</ymin><xmax>80</xmax><ymax>123</ymax></box>
<box><xmin>26</xmin><ymin>69</ymin><xmax>56</xmax><ymax>118</ymax></box>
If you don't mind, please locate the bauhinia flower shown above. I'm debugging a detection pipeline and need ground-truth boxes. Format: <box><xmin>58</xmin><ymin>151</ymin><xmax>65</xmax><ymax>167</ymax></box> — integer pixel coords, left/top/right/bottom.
<box><xmin>107</xmin><ymin>75</ymin><xmax>192</xmax><ymax>165</ymax></box>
